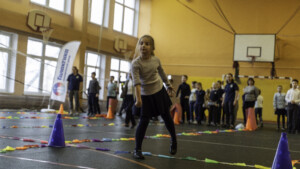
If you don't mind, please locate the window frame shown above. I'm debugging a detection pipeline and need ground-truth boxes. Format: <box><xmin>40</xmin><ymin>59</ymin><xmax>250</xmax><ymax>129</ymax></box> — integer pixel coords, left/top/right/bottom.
<box><xmin>88</xmin><ymin>0</ymin><xmax>110</xmax><ymax>27</ymax></box>
<box><xmin>84</xmin><ymin>51</ymin><xmax>106</xmax><ymax>100</ymax></box>
<box><xmin>30</xmin><ymin>0</ymin><xmax>71</xmax><ymax>14</ymax></box>
<box><xmin>109</xmin><ymin>57</ymin><xmax>131</xmax><ymax>99</ymax></box>
<box><xmin>0</xmin><ymin>31</ymin><xmax>18</xmax><ymax>94</ymax></box>
<box><xmin>24</xmin><ymin>38</ymin><xmax>61</xmax><ymax>95</ymax></box>
<box><xmin>113</xmin><ymin>0</ymin><xmax>140</xmax><ymax>37</ymax></box>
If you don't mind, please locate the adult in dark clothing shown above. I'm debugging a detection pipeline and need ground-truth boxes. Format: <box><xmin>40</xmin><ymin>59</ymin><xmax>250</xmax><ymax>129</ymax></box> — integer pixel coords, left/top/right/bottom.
<box><xmin>67</xmin><ymin>66</ymin><xmax>83</xmax><ymax>116</ymax></box>
<box><xmin>176</xmin><ymin>75</ymin><xmax>191</xmax><ymax>124</ymax></box>
<box><xmin>222</xmin><ymin>73</ymin><xmax>239</xmax><ymax>128</ymax></box>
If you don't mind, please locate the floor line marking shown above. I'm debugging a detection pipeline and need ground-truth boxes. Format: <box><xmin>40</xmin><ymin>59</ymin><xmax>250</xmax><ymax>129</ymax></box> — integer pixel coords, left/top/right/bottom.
<box><xmin>86</xmin><ymin>149</ymin><xmax>156</xmax><ymax>169</ymax></box>
<box><xmin>177</xmin><ymin>138</ymin><xmax>300</xmax><ymax>153</ymax></box>
<box><xmin>0</xmin><ymin>154</ymin><xmax>96</xmax><ymax>169</ymax></box>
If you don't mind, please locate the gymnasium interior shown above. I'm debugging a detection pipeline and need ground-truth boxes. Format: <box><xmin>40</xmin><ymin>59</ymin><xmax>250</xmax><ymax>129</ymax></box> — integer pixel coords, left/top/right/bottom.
<box><xmin>0</xmin><ymin>0</ymin><xmax>300</xmax><ymax>168</ymax></box>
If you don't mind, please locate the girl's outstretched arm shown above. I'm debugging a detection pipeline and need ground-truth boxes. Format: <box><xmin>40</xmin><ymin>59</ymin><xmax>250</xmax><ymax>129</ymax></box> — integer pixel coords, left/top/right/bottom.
<box><xmin>135</xmin><ymin>85</ymin><xmax>142</xmax><ymax>107</ymax></box>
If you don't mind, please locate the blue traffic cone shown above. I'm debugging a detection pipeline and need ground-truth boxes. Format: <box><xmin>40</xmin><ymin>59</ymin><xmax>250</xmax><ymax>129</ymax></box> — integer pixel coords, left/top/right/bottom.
<box><xmin>271</xmin><ymin>133</ymin><xmax>292</xmax><ymax>169</ymax></box>
<box><xmin>48</xmin><ymin>113</ymin><xmax>65</xmax><ymax>147</ymax></box>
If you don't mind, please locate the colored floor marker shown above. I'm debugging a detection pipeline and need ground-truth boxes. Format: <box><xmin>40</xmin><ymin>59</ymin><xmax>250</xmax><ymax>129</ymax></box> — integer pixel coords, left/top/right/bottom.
<box><xmin>255</xmin><ymin>164</ymin><xmax>271</xmax><ymax>169</ymax></box>
<box><xmin>72</xmin><ymin>139</ymin><xmax>82</xmax><ymax>143</ymax></box>
<box><xmin>16</xmin><ymin>147</ymin><xmax>28</xmax><ymax>150</ymax></box>
<box><xmin>158</xmin><ymin>154</ymin><xmax>175</xmax><ymax>159</ymax></box>
<box><xmin>183</xmin><ymin>156</ymin><xmax>197</xmax><ymax>161</ymax></box>
<box><xmin>232</xmin><ymin>163</ymin><xmax>247</xmax><ymax>166</ymax></box>
<box><xmin>205</xmin><ymin>158</ymin><xmax>219</xmax><ymax>164</ymax></box>
<box><xmin>96</xmin><ymin>148</ymin><xmax>110</xmax><ymax>151</ymax></box>
<box><xmin>142</xmin><ymin>152</ymin><xmax>152</xmax><ymax>156</ymax></box>
<box><xmin>4</xmin><ymin>146</ymin><xmax>15</xmax><ymax>151</ymax></box>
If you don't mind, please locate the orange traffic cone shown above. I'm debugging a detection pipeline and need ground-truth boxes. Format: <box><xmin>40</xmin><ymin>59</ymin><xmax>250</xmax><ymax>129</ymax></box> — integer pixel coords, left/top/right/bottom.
<box><xmin>58</xmin><ymin>104</ymin><xmax>64</xmax><ymax>114</ymax></box>
<box><xmin>173</xmin><ymin>103</ymin><xmax>182</xmax><ymax>125</ymax></box>
<box><xmin>106</xmin><ymin>106</ymin><xmax>114</xmax><ymax>119</ymax></box>
<box><xmin>106</xmin><ymin>99</ymin><xmax>115</xmax><ymax>119</ymax></box>
<box><xmin>245</xmin><ymin>108</ymin><xmax>257</xmax><ymax>131</ymax></box>
<box><xmin>173</xmin><ymin>111</ymin><xmax>180</xmax><ymax>125</ymax></box>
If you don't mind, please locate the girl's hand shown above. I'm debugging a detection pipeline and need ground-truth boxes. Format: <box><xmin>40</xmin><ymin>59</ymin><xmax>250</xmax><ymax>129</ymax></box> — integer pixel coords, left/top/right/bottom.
<box><xmin>135</xmin><ymin>99</ymin><xmax>142</xmax><ymax>107</ymax></box>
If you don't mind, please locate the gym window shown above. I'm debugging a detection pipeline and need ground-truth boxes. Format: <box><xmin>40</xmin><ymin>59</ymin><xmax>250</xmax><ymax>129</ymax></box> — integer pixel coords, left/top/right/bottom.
<box><xmin>24</xmin><ymin>38</ymin><xmax>61</xmax><ymax>95</ymax></box>
<box><xmin>0</xmin><ymin>31</ymin><xmax>18</xmax><ymax>93</ymax></box>
<box><xmin>30</xmin><ymin>0</ymin><xmax>71</xmax><ymax>14</ymax></box>
<box><xmin>110</xmin><ymin>58</ymin><xmax>130</xmax><ymax>98</ymax></box>
<box><xmin>88</xmin><ymin>0</ymin><xmax>110</xmax><ymax>27</ymax></box>
<box><xmin>113</xmin><ymin>0</ymin><xmax>140</xmax><ymax>36</ymax></box>
<box><xmin>84</xmin><ymin>51</ymin><xmax>106</xmax><ymax>100</ymax></box>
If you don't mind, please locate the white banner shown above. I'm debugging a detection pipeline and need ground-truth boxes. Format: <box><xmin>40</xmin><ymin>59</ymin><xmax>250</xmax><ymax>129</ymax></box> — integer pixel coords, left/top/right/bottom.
<box><xmin>50</xmin><ymin>41</ymin><xmax>81</xmax><ymax>102</ymax></box>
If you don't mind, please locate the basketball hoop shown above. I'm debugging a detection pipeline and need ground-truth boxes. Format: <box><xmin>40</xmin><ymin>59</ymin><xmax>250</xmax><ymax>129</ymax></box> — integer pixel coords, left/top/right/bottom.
<box><xmin>40</xmin><ymin>27</ymin><xmax>53</xmax><ymax>45</ymax></box>
<box><xmin>120</xmin><ymin>49</ymin><xmax>133</xmax><ymax>61</ymax></box>
<box><xmin>27</xmin><ymin>10</ymin><xmax>53</xmax><ymax>44</ymax></box>
<box><xmin>247</xmin><ymin>55</ymin><xmax>256</xmax><ymax>65</ymax></box>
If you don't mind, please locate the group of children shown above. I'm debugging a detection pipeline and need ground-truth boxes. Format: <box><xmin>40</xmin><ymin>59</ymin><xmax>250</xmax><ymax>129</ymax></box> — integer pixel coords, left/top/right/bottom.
<box><xmin>84</xmin><ymin>69</ymin><xmax>294</xmax><ymax>134</ymax></box>
<box><xmin>176</xmin><ymin>74</ymin><xmax>239</xmax><ymax>128</ymax></box>
<box><xmin>175</xmin><ymin>74</ymin><xmax>288</xmax><ymax>130</ymax></box>
<box><xmin>175</xmin><ymin>75</ymin><xmax>300</xmax><ymax>134</ymax></box>
<box><xmin>68</xmin><ymin>34</ymin><xmax>300</xmax><ymax>160</ymax></box>
<box><xmin>176</xmin><ymin>76</ymin><xmax>224</xmax><ymax>126</ymax></box>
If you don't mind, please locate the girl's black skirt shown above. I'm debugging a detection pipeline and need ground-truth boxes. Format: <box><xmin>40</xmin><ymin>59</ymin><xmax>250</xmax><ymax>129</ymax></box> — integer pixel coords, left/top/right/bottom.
<box><xmin>140</xmin><ymin>86</ymin><xmax>172</xmax><ymax>118</ymax></box>
<box><xmin>275</xmin><ymin>108</ymin><xmax>287</xmax><ymax>115</ymax></box>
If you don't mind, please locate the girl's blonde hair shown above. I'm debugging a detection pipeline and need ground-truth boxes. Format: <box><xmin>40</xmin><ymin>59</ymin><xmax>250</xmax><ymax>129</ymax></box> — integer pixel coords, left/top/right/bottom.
<box><xmin>133</xmin><ymin>35</ymin><xmax>155</xmax><ymax>59</ymax></box>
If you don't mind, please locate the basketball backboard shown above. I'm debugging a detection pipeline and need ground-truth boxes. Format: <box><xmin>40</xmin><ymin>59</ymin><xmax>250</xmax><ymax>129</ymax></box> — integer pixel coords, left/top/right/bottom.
<box><xmin>233</xmin><ymin>34</ymin><xmax>275</xmax><ymax>62</ymax></box>
<box><xmin>114</xmin><ymin>37</ymin><xmax>128</xmax><ymax>53</ymax></box>
<box><xmin>27</xmin><ymin>10</ymin><xmax>51</xmax><ymax>32</ymax></box>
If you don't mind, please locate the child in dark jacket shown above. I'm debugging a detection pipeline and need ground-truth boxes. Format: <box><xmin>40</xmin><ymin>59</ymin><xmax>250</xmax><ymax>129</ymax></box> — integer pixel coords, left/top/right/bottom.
<box><xmin>87</xmin><ymin>72</ymin><xmax>100</xmax><ymax>117</ymax></box>
<box><xmin>195</xmin><ymin>82</ymin><xmax>205</xmax><ymax>125</ymax></box>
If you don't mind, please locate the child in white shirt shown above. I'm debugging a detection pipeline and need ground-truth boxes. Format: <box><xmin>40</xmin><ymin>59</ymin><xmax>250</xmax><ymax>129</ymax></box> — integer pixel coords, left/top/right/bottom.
<box><xmin>189</xmin><ymin>81</ymin><xmax>197</xmax><ymax>124</ymax></box>
<box><xmin>285</xmin><ymin>79</ymin><xmax>300</xmax><ymax>134</ymax></box>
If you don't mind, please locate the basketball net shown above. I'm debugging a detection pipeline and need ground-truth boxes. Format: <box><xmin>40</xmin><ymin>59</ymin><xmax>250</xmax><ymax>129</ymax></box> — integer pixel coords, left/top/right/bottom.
<box><xmin>120</xmin><ymin>49</ymin><xmax>133</xmax><ymax>61</ymax></box>
<box><xmin>247</xmin><ymin>55</ymin><xmax>256</xmax><ymax>66</ymax></box>
<box><xmin>40</xmin><ymin>27</ymin><xmax>53</xmax><ymax>45</ymax></box>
